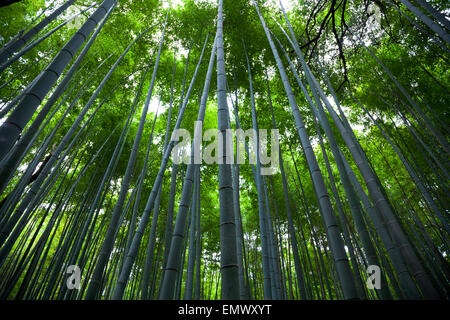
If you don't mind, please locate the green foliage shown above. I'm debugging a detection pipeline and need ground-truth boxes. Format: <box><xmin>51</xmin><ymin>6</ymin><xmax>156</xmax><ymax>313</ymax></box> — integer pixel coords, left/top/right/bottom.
<box><xmin>0</xmin><ymin>0</ymin><xmax>448</xmax><ymax>300</ymax></box>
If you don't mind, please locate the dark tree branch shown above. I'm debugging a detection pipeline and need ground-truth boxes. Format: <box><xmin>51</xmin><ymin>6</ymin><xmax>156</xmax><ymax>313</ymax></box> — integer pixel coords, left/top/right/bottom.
<box><xmin>0</xmin><ymin>0</ymin><xmax>22</xmax><ymax>8</ymax></box>
<box><xmin>0</xmin><ymin>152</ymin><xmax>52</xmax><ymax>210</ymax></box>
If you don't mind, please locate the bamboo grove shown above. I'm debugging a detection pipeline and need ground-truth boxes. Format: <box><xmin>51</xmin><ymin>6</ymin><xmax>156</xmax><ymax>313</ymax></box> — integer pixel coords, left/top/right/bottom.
<box><xmin>0</xmin><ymin>0</ymin><xmax>448</xmax><ymax>300</ymax></box>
